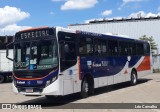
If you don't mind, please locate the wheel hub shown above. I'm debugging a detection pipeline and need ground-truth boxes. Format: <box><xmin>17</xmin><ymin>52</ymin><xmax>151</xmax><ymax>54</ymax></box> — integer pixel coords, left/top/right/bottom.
<box><xmin>85</xmin><ymin>82</ymin><xmax>88</xmax><ymax>92</ymax></box>
<box><xmin>133</xmin><ymin>73</ymin><xmax>136</xmax><ymax>84</ymax></box>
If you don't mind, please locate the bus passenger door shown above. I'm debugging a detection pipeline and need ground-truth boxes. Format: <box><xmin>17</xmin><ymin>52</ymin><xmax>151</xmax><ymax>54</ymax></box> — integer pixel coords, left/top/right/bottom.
<box><xmin>60</xmin><ymin>41</ymin><xmax>78</xmax><ymax>94</ymax></box>
<box><xmin>60</xmin><ymin>41</ymin><xmax>77</xmax><ymax>77</ymax></box>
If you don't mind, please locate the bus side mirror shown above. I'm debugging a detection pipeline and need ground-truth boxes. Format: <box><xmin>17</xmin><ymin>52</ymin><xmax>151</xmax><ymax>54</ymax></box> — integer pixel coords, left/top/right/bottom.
<box><xmin>6</xmin><ymin>42</ymin><xmax>14</xmax><ymax>61</ymax></box>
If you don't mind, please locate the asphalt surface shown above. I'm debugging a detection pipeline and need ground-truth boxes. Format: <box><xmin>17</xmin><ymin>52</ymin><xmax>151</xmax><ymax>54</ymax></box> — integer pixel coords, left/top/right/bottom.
<box><xmin>0</xmin><ymin>73</ymin><xmax>160</xmax><ymax>112</ymax></box>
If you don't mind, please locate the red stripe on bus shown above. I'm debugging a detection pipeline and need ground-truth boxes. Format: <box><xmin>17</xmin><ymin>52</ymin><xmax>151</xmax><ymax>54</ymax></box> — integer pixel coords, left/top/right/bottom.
<box><xmin>137</xmin><ymin>56</ymin><xmax>151</xmax><ymax>72</ymax></box>
<box><xmin>13</xmin><ymin>69</ymin><xmax>58</xmax><ymax>81</ymax></box>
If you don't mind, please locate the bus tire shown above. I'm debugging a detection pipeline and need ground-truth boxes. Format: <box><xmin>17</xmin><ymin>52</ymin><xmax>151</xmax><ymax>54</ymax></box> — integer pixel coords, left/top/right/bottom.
<box><xmin>81</xmin><ymin>76</ymin><xmax>94</xmax><ymax>98</ymax></box>
<box><xmin>130</xmin><ymin>70</ymin><xmax>137</xmax><ymax>86</ymax></box>
<box><xmin>0</xmin><ymin>74</ymin><xmax>5</xmax><ymax>83</ymax></box>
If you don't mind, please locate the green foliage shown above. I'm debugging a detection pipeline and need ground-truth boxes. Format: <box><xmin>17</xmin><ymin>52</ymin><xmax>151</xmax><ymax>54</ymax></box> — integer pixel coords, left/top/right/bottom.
<box><xmin>139</xmin><ymin>35</ymin><xmax>157</xmax><ymax>50</ymax></box>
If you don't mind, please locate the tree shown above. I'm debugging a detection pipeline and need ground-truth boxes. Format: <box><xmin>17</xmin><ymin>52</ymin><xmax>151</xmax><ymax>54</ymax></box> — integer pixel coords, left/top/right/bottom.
<box><xmin>139</xmin><ymin>35</ymin><xmax>157</xmax><ymax>49</ymax></box>
<box><xmin>139</xmin><ymin>35</ymin><xmax>158</xmax><ymax>54</ymax></box>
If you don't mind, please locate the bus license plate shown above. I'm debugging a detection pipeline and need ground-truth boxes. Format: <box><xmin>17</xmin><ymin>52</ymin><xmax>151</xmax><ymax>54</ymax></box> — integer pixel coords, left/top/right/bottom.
<box><xmin>25</xmin><ymin>88</ymin><xmax>33</xmax><ymax>93</ymax></box>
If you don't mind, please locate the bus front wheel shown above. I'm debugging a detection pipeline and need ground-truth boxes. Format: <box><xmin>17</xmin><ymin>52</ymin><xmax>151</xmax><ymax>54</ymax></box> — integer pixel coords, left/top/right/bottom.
<box><xmin>130</xmin><ymin>70</ymin><xmax>137</xmax><ymax>86</ymax></box>
<box><xmin>81</xmin><ymin>76</ymin><xmax>94</xmax><ymax>98</ymax></box>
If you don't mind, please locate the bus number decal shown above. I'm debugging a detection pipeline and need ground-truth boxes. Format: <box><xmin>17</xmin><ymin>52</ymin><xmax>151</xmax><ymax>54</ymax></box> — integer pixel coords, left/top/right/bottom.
<box><xmin>14</xmin><ymin>62</ymin><xmax>26</xmax><ymax>68</ymax></box>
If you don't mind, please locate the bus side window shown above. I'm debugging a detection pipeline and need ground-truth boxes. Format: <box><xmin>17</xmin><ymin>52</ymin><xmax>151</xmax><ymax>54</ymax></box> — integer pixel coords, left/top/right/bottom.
<box><xmin>94</xmin><ymin>39</ymin><xmax>101</xmax><ymax>55</ymax></box>
<box><xmin>102</xmin><ymin>40</ymin><xmax>107</xmax><ymax>55</ymax></box>
<box><xmin>94</xmin><ymin>39</ymin><xmax>107</xmax><ymax>56</ymax></box>
<box><xmin>64</xmin><ymin>43</ymin><xmax>76</xmax><ymax>61</ymax></box>
<box><xmin>60</xmin><ymin>42</ymin><xmax>76</xmax><ymax>61</ymax></box>
<box><xmin>119</xmin><ymin>41</ymin><xmax>128</xmax><ymax>56</ymax></box>
<box><xmin>108</xmin><ymin>40</ymin><xmax>118</xmax><ymax>56</ymax></box>
<box><xmin>137</xmin><ymin>43</ymin><xmax>144</xmax><ymax>55</ymax></box>
<box><xmin>128</xmin><ymin>42</ymin><xmax>136</xmax><ymax>55</ymax></box>
<box><xmin>144</xmin><ymin>43</ymin><xmax>150</xmax><ymax>55</ymax></box>
<box><xmin>79</xmin><ymin>37</ymin><xmax>93</xmax><ymax>55</ymax></box>
<box><xmin>79</xmin><ymin>37</ymin><xmax>87</xmax><ymax>55</ymax></box>
<box><xmin>60</xmin><ymin>41</ymin><xmax>76</xmax><ymax>71</ymax></box>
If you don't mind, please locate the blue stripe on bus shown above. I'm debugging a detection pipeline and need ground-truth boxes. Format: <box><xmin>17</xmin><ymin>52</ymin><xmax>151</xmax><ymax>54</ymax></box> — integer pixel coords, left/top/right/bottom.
<box><xmin>79</xmin><ymin>56</ymin><xmax>142</xmax><ymax>79</ymax></box>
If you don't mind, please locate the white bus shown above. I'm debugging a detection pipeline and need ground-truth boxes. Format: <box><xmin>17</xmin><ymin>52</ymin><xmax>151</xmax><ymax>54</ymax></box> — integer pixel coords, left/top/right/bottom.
<box><xmin>7</xmin><ymin>27</ymin><xmax>151</xmax><ymax>98</ymax></box>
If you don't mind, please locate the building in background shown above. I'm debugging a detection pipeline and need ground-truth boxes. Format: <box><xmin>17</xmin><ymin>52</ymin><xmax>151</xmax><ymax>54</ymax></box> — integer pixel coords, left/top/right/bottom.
<box><xmin>0</xmin><ymin>36</ymin><xmax>14</xmax><ymax>48</ymax></box>
<box><xmin>68</xmin><ymin>17</ymin><xmax>160</xmax><ymax>72</ymax></box>
<box><xmin>152</xmin><ymin>49</ymin><xmax>160</xmax><ymax>72</ymax></box>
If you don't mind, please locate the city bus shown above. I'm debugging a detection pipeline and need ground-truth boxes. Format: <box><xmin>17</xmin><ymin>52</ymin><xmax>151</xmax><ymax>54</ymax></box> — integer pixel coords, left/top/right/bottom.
<box><xmin>6</xmin><ymin>27</ymin><xmax>151</xmax><ymax>98</ymax></box>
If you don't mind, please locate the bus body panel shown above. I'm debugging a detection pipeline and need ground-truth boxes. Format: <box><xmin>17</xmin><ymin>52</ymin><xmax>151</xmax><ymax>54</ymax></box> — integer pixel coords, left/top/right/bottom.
<box><xmin>61</xmin><ymin>61</ymin><xmax>82</xmax><ymax>95</ymax></box>
<box><xmin>79</xmin><ymin>55</ymin><xmax>151</xmax><ymax>88</ymax></box>
<box><xmin>79</xmin><ymin>56</ymin><xmax>151</xmax><ymax>78</ymax></box>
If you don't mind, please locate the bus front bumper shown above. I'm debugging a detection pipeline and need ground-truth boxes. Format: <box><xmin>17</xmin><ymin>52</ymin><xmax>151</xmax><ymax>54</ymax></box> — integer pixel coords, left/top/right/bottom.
<box><xmin>12</xmin><ymin>79</ymin><xmax>61</xmax><ymax>96</ymax></box>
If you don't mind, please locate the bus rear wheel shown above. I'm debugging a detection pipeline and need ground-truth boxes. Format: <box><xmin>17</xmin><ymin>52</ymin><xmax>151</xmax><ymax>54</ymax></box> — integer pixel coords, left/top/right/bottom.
<box><xmin>81</xmin><ymin>76</ymin><xmax>94</xmax><ymax>98</ymax></box>
<box><xmin>130</xmin><ymin>70</ymin><xmax>137</xmax><ymax>86</ymax></box>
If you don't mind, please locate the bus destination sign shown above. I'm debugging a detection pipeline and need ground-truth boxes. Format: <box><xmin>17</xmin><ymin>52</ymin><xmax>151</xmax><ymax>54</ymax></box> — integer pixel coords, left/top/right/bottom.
<box><xmin>15</xmin><ymin>28</ymin><xmax>54</xmax><ymax>40</ymax></box>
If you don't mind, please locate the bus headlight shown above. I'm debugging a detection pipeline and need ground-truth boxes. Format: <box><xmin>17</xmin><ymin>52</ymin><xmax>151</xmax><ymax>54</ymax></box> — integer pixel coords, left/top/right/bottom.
<box><xmin>45</xmin><ymin>76</ymin><xmax>57</xmax><ymax>87</ymax></box>
<box><xmin>46</xmin><ymin>80</ymin><xmax>51</xmax><ymax>87</ymax></box>
<box><xmin>51</xmin><ymin>76</ymin><xmax>57</xmax><ymax>82</ymax></box>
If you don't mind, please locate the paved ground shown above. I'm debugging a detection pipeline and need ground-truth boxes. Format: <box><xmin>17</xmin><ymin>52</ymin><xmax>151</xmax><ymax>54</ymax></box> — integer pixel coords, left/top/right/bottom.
<box><xmin>0</xmin><ymin>73</ymin><xmax>160</xmax><ymax>112</ymax></box>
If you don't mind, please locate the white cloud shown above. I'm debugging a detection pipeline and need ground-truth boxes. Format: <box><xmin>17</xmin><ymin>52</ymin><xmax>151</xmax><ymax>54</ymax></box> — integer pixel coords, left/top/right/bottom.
<box><xmin>122</xmin><ymin>0</ymin><xmax>146</xmax><ymax>6</ymax></box>
<box><xmin>0</xmin><ymin>24</ymin><xmax>31</xmax><ymax>36</ymax></box>
<box><xmin>0</xmin><ymin>6</ymin><xmax>30</xmax><ymax>28</ymax></box>
<box><xmin>0</xmin><ymin>6</ymin><xmax>31</xmax><ymax>36</ymax></box>
<box><xmin>119</xmin><ymin>0</ymin><xmax>146</xmax><ymax>10</ymax></box>
<box><xmin>61</xmin><ymin>0</ymin><xmax>98</xmax><ymax>10</ymax></box>
<box><xmin>85</xmin><ymin>17</ymin><xmax>124</xmax><ymax>23</ymax></box>
<box><xmin>146</xmin><ymin>12</ymin><xmax>160</xmax><ymax>17</ymax></box>
<box><xmin>128</xmin><ymin>11</ymin><xmax>160</xmax><ymax>18</ymax></box>
<box><xmin>101</xmin><ymin>10</ymin><xmax>112</xmax><ymax>16</ymax></box>
<box><xmin>85</xmin><ymin>11</ymin><xmax>160</xmax><ymax>23</ymax></box>
<box><xmin>128</xmin><ymin>11</ymin><xmax>145</xmax><ymax>18</ymax></box>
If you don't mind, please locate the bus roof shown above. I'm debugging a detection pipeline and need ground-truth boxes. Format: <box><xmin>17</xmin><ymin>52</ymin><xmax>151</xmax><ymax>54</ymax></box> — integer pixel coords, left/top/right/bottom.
<box><xmin>75</xmin><ymin>30</ymin><xmax>147</xmax><ymax>43</ymax></box>
<box><xmin>57</xmin><ymin>27</ymin><xmax>148</xmax><ymax>43</ymax></box>
<box><xmin>15</xmin><ymin>26</ymin><xmax>148</xmax><ymax>44</ymax></box>
<box><xmin>19</xmin><ymin>26</ymin><xmax>49</xmax><ymax>32</ymax></box>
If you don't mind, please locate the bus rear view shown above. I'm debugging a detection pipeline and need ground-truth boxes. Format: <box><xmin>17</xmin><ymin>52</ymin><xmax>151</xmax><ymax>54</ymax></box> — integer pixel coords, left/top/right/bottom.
<box><xmin>12</xmin><ymin>27</ymin><xmax>59</xmax><ymax>96</ymax></box>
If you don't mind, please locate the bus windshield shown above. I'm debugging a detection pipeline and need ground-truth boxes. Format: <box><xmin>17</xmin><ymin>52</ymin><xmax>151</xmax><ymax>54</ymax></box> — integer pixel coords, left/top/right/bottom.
<box><xmin>14</xmin><ymin>39</ymin><xmax>58</xmax><ymax>70</ymax></box>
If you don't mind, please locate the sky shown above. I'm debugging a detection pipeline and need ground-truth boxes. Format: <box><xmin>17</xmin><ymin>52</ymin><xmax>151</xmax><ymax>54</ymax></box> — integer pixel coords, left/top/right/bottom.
<box><xmin>0</xmin><ymin>0</ymin><xmax>160</xmax><ymax>35</ymax></box>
